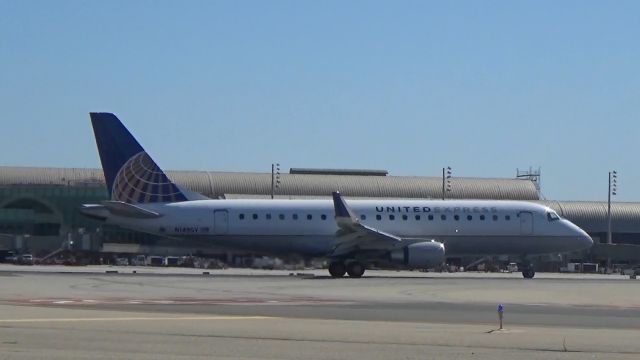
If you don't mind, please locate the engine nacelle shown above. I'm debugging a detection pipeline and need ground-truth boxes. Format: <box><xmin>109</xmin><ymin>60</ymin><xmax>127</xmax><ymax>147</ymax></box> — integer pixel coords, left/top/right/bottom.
<box><xmin>390</xmin><ymin>241</ymin><xmax>445</xmax><ymax>268</ymax></box>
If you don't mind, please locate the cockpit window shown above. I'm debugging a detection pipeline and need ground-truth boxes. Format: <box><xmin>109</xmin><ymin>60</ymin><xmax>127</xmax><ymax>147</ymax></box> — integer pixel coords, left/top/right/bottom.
<box><xmin>547</xmin><ymin>211</ymin><xmax>560</xmax><ymax>221</ymax></box>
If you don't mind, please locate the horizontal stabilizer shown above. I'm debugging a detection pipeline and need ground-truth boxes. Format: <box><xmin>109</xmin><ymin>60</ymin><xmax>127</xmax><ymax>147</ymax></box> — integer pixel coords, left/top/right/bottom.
<box><xmin>101</xmin><ymin>201</ymin><xmax>163</xmax><ymax>219</ymax></box>
<box><xmin>177</xmin><ymin>185</ymin><xmax>212</xmax><ymax>201</ymax></box>
<box><xmin>79</xmin><ymin>204</ymin><xmax>110</xmax><ymax>220</ymax></box>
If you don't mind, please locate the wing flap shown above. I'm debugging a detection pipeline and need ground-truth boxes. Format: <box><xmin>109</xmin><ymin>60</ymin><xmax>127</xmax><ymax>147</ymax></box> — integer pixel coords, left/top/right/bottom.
<box><xmin>359</xmin><ymin>223</ymin><xmax>402</xmax><ymax>242</ymax></box>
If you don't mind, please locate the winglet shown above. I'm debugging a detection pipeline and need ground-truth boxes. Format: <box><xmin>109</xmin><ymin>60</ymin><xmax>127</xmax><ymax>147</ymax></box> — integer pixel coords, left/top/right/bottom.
<box><xmin>332</xmin><ymin>191</ymin><xmax>358</xmax><ymax>226</ymax></box>
<box><xmin>330</xmin><ymin>191</ymin><xmax>403</xmax><ymax>251</ymax></box>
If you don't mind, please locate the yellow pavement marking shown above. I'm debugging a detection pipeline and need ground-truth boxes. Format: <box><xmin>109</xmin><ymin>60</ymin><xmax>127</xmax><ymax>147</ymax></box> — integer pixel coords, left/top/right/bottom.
<box><xmin>0</xmin><ymin>315</ymin><xmax>275</xmax><ymax>323</ymax></box>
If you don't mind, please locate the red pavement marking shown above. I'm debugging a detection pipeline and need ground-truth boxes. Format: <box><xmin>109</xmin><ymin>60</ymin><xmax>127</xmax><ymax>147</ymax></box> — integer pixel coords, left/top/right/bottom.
<box><xmin>8</xmin><ymin>297</ymin><xmax>350</xmax><ymax>306</ymax></box>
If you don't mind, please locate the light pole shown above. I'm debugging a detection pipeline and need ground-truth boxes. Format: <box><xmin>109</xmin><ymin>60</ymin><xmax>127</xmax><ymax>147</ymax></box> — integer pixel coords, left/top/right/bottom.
<box><xmin>607</xmin><ymin>170</ymin><xmax>618</xmax><ymax>271</ymax></box>
<box><xmin>271</xmin><ymin>163</ymin><xmax>281</xmax><ymax>199</ymax></box>
<box><xmin>607</xmin><ymin>170</ymin><xmax>618</xmax><ymax>245</ymax></box>
<box><xmin>442</xmin><ymin>167</ymin><xmax>452</xmax><ymax>200</ymax></box>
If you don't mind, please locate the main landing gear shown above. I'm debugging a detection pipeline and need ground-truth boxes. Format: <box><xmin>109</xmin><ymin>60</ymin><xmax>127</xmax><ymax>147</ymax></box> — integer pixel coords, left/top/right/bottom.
<box><xmin>328</xmin><ymin>261</ymin><xmax>346</xmax><ymax>277</ymax></box>
<box><xmin>328</xmin><ymin>261</ymin><xmax>366</xmax><ymax>278</ymax></box>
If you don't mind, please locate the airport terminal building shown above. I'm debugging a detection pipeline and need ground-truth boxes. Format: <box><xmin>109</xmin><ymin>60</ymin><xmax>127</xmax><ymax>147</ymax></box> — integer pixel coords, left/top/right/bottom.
<box><xmin>1</xmin><ymin>166</ymin><xmax>639</xmax><ymax>267</ymax></box>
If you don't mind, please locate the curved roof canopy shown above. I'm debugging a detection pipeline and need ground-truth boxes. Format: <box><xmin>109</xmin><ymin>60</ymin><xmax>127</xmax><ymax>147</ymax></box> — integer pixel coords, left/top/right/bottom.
<box><xmin>0</xmin><ymin>166</ymin><xmax>540</xmax><ymax>201</ymax></box>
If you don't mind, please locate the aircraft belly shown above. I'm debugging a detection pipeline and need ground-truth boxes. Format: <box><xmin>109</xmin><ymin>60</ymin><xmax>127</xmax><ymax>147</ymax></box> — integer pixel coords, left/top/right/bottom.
<box><xmin>181</xmin><ymin>234</ymin><xmax>335</xmax><ymax>257</ymax></box>
<box><xmin>443</xmin><ymin>235</ymin><xmax>576</xmax><ymax>256</ymax></box>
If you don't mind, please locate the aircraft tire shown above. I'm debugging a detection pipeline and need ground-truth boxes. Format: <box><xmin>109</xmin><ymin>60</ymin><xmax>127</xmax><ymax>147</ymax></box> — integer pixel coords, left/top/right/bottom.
<box><xmin>346</xmin><ymin>261</ymin><xmax>365</xmax><ymax>278</ymax></box>
<box><xmin>329</xmin><ymin>261</ymin><xmax>346</xmax><ymax>278</ymax></box>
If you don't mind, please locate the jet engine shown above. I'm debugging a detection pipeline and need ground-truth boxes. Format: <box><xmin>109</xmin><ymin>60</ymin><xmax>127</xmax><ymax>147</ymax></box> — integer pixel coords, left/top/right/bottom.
<box><xmin>390</xmin><ymin>241</ymin><xmax>445</xmax><ymax>268</ymax></box>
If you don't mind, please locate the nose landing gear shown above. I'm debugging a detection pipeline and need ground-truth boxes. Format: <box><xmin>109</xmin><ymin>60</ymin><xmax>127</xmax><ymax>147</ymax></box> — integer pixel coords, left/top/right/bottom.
<box><xmin>522</xmin><ymin>268</ymin><xmax>536</xmax><ymax>279</ymax></box>
<box><xmin>517</xmin><ymin>256</ymin><xmax>536</xmax><ymax>279</ymax></box>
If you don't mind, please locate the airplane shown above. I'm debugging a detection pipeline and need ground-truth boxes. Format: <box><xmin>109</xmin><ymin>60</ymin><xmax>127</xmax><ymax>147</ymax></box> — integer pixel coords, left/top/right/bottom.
<box><xmin>81</xmin><ymin>113</ymin><xmax>593</xmax><ymax>279</ymax></box>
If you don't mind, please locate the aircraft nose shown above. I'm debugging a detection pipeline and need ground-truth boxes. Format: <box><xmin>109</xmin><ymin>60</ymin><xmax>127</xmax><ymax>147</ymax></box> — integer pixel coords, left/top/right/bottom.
<box><xmin>572</xmin><ymin>224</ymin><xmax>593</xmax><ymax>250</ymax></box>
<box><xmin>560</xmin><ymin>219</ymin><xmax>593</xmax><ymax>251</ymax></box>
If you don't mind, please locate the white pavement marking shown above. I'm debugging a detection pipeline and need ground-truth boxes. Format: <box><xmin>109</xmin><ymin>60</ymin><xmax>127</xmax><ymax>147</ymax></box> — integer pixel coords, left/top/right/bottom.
<box><xmin>0</xmin><ymin>315</ymin><xmax>275</xmax><ymax>323</ymax></box>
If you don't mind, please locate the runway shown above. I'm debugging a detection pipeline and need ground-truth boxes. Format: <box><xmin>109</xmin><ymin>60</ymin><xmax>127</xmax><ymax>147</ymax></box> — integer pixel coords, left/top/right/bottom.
<box><xmin>1</xmin><ymin>266</ymin><xmax>639</xmax><ymax>359</ymax></box>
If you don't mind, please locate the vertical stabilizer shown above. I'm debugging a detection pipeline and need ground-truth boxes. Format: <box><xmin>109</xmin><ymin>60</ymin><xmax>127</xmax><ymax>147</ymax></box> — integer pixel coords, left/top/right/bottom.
<box><xmin>89</xmin><ymin>112</ymin><xmax>187</xmax><ymax>204</ymax></box>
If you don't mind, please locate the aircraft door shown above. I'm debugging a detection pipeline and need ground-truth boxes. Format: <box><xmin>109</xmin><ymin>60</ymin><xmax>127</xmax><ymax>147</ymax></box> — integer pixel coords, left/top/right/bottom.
<box><xmin>519</xmin><ymin>211</ymin><xmax>533</xmax><ymax>235</ymax></box>
<box><xmin>213</xmin><ymin>210</ymin><xmax>229</xmax><ymax>234</ymax></box>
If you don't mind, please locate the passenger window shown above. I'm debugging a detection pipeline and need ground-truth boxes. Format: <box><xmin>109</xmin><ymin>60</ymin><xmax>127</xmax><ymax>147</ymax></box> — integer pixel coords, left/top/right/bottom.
<box><xmin>454</xmin><ymin>215</ymin><xmax>460</xmax><ymax>221</ymax></box>
<box><xmin>467</xmin><ymin>215</ymin><xmax>472</xmax><ymax>221</ymax></box>
<box><xmin>415</xmin><ymin>215</ymin><xmax>421</xmax><ymax>220</ymax></box>
<box><xmin>492</xmin><ymin>215</ymin><xmax>498</xmax><ymax>221</ymax></box>
<box><xmin>279</xmin><ymin>214</ymin><xmax>285</xmax><ymax>220</ymax></box>
<box><xmin>402</xmin><ymin>215</ymin><xmax>408</xmax><ymax>220</ymax></box>
<box><xmin>389</xmin><ymin>215</ymin><xmax>395</xmax><ymax>220</ymax></box>
<box><xmin>428</xmin><ymin>214</ymin><xmax>434</xmax><ymax>220</ymax></box>
<box><xmin>360</xmin><ymin>214</ymin><xmax>366</xmax><ymax>221</ymax></box>
<box><xmin>441</xmin><ymin>215</ymin><xmax>446</xmax><ymax>220</ymax></box>
<box><xmin>480</xmin><ymin>215</ymin><xmax>485</xmax><ymax>221</ymax></box>
<box><xmin>505</xmin><ymin>215</ymin><xmax>511</xmax><ymax>221</ymax></box>
<box><xmin>321</xmin><ymin>214</ymin><xmax>327</xmax><ymax>220</ymax></box>
<box><xmin>239</xmin><ymin>214</ymin><xmax>245</xmax><ymax>220</ymax></box>
<box><xmin>252</xmin><ymin>214</ymin><xmax>258</xmax><ymax>220</ymax></box>
<box><xmin>307</xmin><ymin>214</ymin><xmax>312</xmax><ymax>220</ymax></box>
<box><xmin>292</xmin><ymin>214</ymin><xmax>298</xmax><ymax>220</ymax></box>
<box><xmin>266</xmin><ymin>214</ymin><xmax>272</xmax><ymax>220</ymax></box>
<box><xmin>376</xmin><ymin>214</ymin><xmax>382</xmax><ymax>220</ymax></box>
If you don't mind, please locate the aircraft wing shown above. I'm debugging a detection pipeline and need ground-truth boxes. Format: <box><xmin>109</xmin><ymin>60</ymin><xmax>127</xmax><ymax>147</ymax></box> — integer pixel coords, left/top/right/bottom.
<box><xmin>331</xmin><ymin>192</ymin><xmax>402</xmax><ymax>256</ymax></box>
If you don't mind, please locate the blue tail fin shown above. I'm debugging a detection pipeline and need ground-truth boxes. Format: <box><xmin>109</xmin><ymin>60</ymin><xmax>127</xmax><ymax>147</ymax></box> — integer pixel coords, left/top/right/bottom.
<box><xmin>89</xmin><ymin>113</ymin><xmax>187</xmax><ymax>204</ymax></box>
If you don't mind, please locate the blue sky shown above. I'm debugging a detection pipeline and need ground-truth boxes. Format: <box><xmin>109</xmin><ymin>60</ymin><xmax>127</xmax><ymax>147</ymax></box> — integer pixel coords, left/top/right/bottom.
<box><xmin>1</xmin><ymin>1</ymin><xmax>639</xmax><ymax>201</ymax></box>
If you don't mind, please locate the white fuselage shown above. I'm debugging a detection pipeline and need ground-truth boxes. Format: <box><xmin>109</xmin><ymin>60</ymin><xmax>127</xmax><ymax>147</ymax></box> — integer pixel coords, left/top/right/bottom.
<box><xmin>102</xmin><ymin>199</ymin><xmax>593</xmax><ymax>258</ymax></box>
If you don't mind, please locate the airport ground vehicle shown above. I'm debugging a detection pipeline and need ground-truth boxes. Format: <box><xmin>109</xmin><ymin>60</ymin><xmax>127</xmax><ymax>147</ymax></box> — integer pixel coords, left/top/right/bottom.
<box><xmin>147</xmin><ymin>256</ymin><xmax>164</xmax><ymax>267</ymax></box>
<box><xmin>165</xmin><ymin>256</ymin><xmax>180</xmax><ymax>266</ymax></box>
<box><xmin>17</xmin><ymin>254</ymin><xmax>34</xmax><ymax>265</ymax></box>
<box><xmin>131</xmin><ymin>255</ymin><xmax>146</xmax><ymax>266</ymax></box>
<box><xmin>0</xmin><ymin>250</ymin><xmax>16</xmax><ymax>263</ymax></box>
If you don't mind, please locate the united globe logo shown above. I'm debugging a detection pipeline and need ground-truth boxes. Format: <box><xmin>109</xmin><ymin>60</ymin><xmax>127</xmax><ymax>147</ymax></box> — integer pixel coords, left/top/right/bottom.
<box><xmin>111</xmin><ymin>152</ymin><xmax>187</xmax><ymax>203</ymax></box>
